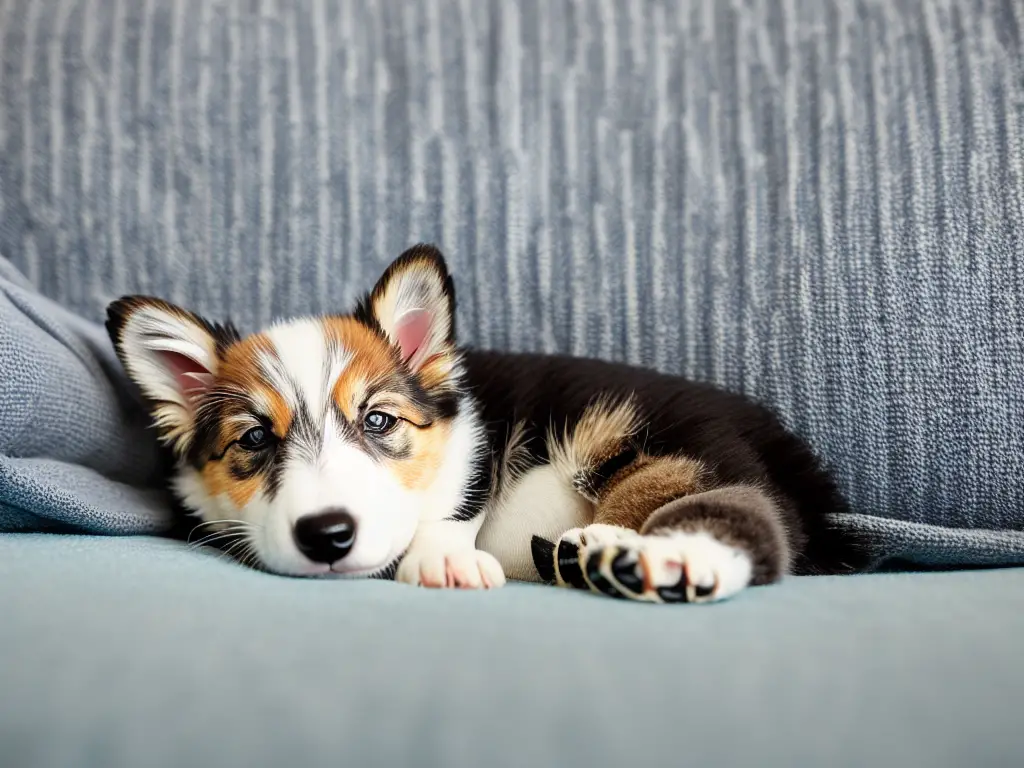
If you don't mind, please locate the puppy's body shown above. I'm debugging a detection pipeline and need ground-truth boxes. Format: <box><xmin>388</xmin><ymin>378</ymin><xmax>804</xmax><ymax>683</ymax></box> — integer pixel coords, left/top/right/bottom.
<box><xmin>108</xmin><ymin>245</ymin><xmax>858</xmax><ymax>604</ymax></box>
<box><xmin>467</xmin><ymin>351</ymin><xmax>851</xmax><ymax>581</ymax></box>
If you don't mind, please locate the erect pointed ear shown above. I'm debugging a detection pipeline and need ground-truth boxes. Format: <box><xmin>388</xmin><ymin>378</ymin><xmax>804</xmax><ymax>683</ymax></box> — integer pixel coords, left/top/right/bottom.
<box><xmin>105</xmin><ymin>297</ymin><xmax>236</xmax><ymax>454</ymax></box>
<box><xmin>361</xmin><ymin>244</ymin><xmax>456</xmax><ymax>371</ymax></box>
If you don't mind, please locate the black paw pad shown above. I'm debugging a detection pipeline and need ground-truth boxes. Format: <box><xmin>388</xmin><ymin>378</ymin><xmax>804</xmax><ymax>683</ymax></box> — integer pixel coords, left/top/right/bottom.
<box><xmin>694</xmin><ymin>582</ymin><xmax>716</xmax><ymax>599</ymax></box>
<box><xmin>531</xmin><ymin>536</ymin><xmax>556</xmax><ymax>583</ymax></box>
<box><xmin>585</xmin><ymin>551</ymin><xmax>625</xmax><ymax>598</ymax></box>
<box><xmin>557</xmin><ymin>539</ymin><xmax>589</xmax><ymax>590</ymax></box>
<box><xmin>656</xmin><ymin>572</ymin><xmax>689</xmax><ymax>603</ymax></box>
<box><xmin>611</xmin><ymin>551</ymin><xmax>644</xmax><ymax>594</ymax></box>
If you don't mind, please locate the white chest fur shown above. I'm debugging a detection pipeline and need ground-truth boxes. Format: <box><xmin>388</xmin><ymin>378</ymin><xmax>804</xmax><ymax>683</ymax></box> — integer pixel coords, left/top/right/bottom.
<box><xmin>475</xmin><ymin>464</ymin><xmax>594</xmax><ymax>582</ymax></box>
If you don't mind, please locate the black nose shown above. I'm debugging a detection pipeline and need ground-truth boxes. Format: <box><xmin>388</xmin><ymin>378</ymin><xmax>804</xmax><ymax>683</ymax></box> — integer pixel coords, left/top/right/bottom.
<box><xmin>293</xmin><ymin>509</ymin><xmax>357</xmax><ymax>564</ymax></box>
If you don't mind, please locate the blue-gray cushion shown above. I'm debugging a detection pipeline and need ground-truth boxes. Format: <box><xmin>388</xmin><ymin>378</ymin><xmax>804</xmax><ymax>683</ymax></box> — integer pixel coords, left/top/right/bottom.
<box><xmin>1</xmin><ymin>534</ymin><xmax>1022</xmax><ymax>768</ymax></box>
<box><xmin>1</xmin><ymin>0</ymin><xmax>1023</xmax><ymax>563</ymax></box>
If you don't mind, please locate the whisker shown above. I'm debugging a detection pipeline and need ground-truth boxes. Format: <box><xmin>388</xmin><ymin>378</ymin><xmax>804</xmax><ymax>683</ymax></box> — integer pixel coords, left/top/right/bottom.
<box><xmin>189</xmin><ymin>527</ymin><xmax>256</xmax><ymax>549</ymax></box>
<box><xmin>190</xmin><ymin>518</ymin><xmax>253</xmax><ymax>531</ymax></box>
<box><xmin>222</xmin><ymin>537</ymin><xmax>248</xmax><ymax>556</ymax></box>
<box><xmin>222</xmin><ymin>538</ymin><xmax>254</xmax><ymax>564</ymax></box>
<box><xmin>200</xmin><ymin>535</ymin><xmax>248</xmax><ymax>555</ymax></box>
<box><xmin>189</xmin><ymin>531</ymin><xmax>240</xmax><ymax>549</ymax></box>
<box><xmin>205</xmin><ymin>525</ymin><xmax>267</xmax><ymax>573</ymax></box>
<box><xmin>186</xmin><ymin>519</ymin><xmax>257</xmax><ymax>545</ymax></box>
<box><xmin>240</xmin><ymin>543</ymin><xmax>262</xmax><ymax>571</ymax></box>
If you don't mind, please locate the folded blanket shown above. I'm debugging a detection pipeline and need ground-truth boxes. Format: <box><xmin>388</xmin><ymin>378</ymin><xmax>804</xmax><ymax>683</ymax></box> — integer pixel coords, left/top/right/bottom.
<box><xmin>0</xmin><ymin>258</ymin><xmax>170</xmax><ymax>534</ymax></box>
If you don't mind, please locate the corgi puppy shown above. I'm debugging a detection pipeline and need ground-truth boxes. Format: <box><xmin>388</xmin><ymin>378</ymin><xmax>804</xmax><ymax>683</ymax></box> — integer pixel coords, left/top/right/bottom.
<box><xmin>106</xmin><ymin>245</ymin><xmax>859</xmax><ymax>603</ymax></box>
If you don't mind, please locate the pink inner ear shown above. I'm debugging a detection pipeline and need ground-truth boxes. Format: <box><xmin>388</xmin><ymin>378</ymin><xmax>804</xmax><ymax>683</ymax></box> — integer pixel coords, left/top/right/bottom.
<box><xmin>159</xmin><ymin>351</ymin><xmax>214</xmax><ymax>402</ymax></box>
<box><xmin>394</xmin><ymin>309</ymin><xmax>433</xmax><ymax>366</ymax></box>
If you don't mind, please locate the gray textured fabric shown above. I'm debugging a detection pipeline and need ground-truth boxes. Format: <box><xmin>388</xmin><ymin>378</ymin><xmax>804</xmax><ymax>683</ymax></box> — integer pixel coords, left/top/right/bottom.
<box><xmin>0</xmin><ymin>258</ymin><xmax>168</xmax><ymax>533</ymax></box>
<box><xmin>1</xmin><ymin>1</ymin><xmax>1023</xmax><ymax>551</ymax></box>
<box><xmin>1</xmin><ymin>534</ymin><xmax>1023</xmax><ymax>768</ymax></box>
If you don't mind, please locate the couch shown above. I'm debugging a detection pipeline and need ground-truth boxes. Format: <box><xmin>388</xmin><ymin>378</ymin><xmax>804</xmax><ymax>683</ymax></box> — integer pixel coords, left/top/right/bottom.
<box><xmin>2</xmin><ymin>1</ymin><xmax>1023</xmax><ymax>766</ymax></box>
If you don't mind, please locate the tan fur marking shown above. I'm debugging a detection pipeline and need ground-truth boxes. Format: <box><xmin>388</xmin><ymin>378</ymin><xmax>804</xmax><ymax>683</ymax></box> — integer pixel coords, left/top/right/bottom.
<box><xmin>260</xmin><ymin>385</ymin><xmax>293</xmax><ymax>437</ymax></box>
<box><xmin>323</xmin><ymin>317</ymin><xmax>400</xmax><ymax>421</ymax></box>
<box><xmin>176</xmin><ymin>333</ymin><xmax>273</xmax><ymax>460</ymax></box>
<box><xmin>201</xmin><ymin>458</ymin><xmax>261</xmax><ymax>509</ymax></box>
<box><xmin>204</xmin><ymin>332</ymin><xmax>298</xmax><ymax>445</ymax></box>
<box><xmin>594</xmin><ymin>455</ymin><xmax>708</xmax><ymax>531</ymax></box>
<box><xmin>385</xmin><ymin>421</ymin><xmax>452</xmax><ymax>491</ymax></box>
<box><xmin>187</xmin><ymin>333</ymin><xmax>278</xmax><ymax>505</ymax></box>
<box><xmin>547</xmin><ymin>396</ymin><xmax>641</xmax><ymax>486</ymax></box>
<box><xmin>217</xmin><ymin>333</ymin><xmax>274</xmax><ymax>390</ymax></box>
<box><xmin>332</xmin><ymin>374</ymin><xmax>367</xmax><ymax>422</ymax></box>
<box><xmin>416</xmin><ymin>352</ymin><xmax>459</xmax><ymax>391</ymax></box>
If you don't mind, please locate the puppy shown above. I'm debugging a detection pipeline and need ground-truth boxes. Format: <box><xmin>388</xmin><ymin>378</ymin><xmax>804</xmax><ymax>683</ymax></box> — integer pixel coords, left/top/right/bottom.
<box><xmin>107</xmin><ymin>245</ymin><xmax>859</xmax><ymax>603</ymax></box>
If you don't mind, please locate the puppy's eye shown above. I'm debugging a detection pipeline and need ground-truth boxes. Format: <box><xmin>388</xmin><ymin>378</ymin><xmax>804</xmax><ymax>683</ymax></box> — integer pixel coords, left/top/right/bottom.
<box><xmin>363</xmin><ymin>411</ymin><xmax>397</xmax><ymax>435</ymax></box>
<box><xmin>238</xmin><ymin>426</ymin><xmax>271</xmax><ymax>451</ymax></box>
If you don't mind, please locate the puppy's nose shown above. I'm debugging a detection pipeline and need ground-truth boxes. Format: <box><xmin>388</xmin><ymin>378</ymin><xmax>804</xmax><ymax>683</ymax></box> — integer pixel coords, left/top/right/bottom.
<box><xmin>293</xmin><ymin>509</ymin><xmax>357</xmax><ymax>564</ymax></box>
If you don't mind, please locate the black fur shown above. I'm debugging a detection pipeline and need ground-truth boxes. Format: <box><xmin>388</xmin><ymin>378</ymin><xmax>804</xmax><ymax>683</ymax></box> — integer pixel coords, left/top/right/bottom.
<box><xmin>531</xmin><ymin>536</ymin><xmax>557</xmax><ymax>582</ymax></box>
<box><xmin>460</xmin><ymin>350</ymin><xmax>863</xmax><ymax>576</ymax></box>
<box><xmin>575</xmin><ymin>445</ymin><xmax>640</xmax><ymax>500</ymax></box>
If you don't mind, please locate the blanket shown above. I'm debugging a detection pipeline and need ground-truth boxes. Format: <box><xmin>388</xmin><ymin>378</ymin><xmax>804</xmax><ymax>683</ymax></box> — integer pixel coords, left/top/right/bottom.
<box><xmin>0</xmin><ymin>259</ymin><xmax>169</xmax><ymax>534</ymax></box>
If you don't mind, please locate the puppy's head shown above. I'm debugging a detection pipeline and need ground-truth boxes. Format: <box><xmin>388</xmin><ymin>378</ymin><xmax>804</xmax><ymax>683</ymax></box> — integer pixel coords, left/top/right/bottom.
<box><xmin>107</xmin><ymin>245</ymin><xmax>479</xmax><ymax>577</ymax></box>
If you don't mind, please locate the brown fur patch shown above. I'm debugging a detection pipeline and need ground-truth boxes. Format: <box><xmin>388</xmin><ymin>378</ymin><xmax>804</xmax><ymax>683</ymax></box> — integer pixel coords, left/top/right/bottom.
<box><xmin>323</xmin><ymin>317</ymin><xmax>402</xmax><ymax>421</ymax></box>
<box><xmin>178</xmin><ymin>332</ymin><xmax>282</xmax><ymax>505</ymax></box>
<box><xmin>385</xmin><ymin>421</ymin><xmax>452</xmax><ymax>491</ymax></box>
<box><xmin>205</xmin><ymin>332</ymin><xmax>297</xmax><ymax>446</ymax></box>
<box><xmin>594</xmin><ymin>454</ymin><xmax>708</xmax><ymax>531</ymax></box>
<box><xmin>201</xmin><ymin>458</ymin><xmax>262</xmax><ymax>509</ymax></box>
<box><xmin>217</xmin><ymin>333</ymin><xmax>274</xmax><ymax>389</ymax></box>
<box><xmin>415</xmin><ymin>351</ymin><xmax>460</xmax><ymax>392</ymax></box>
<box><xmin>260</xmin><ymin>386</ymin><xmax>293</xmax><ymax>438</ymax></box>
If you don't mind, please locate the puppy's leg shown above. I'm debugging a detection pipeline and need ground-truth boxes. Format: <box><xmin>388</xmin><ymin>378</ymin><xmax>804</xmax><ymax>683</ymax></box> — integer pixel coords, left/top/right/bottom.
<box><xmin>611</xmin><ymin>485</ymin><xmax>787</xmax><ymax>603</ymax></box>
<box><xmin>397</xmin><ymin>518</ymin><xmax>507</xmax><ymax>590</ymax></box>
<box><xmin>535</xmin><ymin>454</ymin><xmax>789</xmax><ymax>603</ymax></box>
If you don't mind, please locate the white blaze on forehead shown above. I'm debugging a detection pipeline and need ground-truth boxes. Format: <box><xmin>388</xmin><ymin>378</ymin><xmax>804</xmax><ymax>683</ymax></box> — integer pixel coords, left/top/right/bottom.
<box><xmin>263</xmin><ymin>319</ymin><xmax>351</xmax><ymax>416</ymax></box>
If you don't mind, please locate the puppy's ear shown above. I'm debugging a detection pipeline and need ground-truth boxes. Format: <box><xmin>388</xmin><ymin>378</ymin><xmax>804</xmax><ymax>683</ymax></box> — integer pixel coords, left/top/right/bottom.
<box><xmin>359</xmin><ymin>244</ymin><xmax>456</xmax><ymax>371</ymax></box>
<box><xmin>106</xmin><ymin>297</ymin><xmax>237</xmax><ymax>454</ymax></box>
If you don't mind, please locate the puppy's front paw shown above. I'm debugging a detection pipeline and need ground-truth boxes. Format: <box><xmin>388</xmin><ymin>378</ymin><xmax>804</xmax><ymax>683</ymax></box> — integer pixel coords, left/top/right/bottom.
<box><xmin>397</xmin><ymin>545</ymin><xmax>506</xmax><ymax>590</ymax></box>
<box><xmin>538</xmin><ymin>525</ymin><xmax>752</xmax><ymax>604</ymax></box>
<box><xmin>593</xmin><ymin>531</ymin><xmax>753</xmax><ymax>603</ymax></box>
